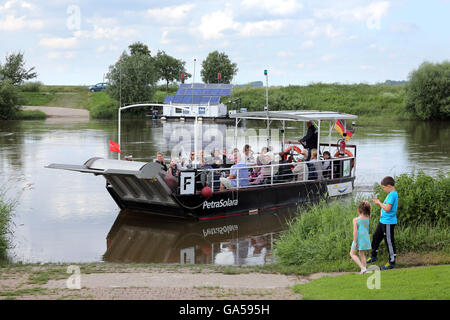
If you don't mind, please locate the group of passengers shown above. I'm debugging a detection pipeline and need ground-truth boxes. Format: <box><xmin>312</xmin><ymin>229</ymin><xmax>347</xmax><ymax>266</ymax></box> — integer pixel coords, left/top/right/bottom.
<box><xmin>155</xmin><ymin>142</ymin><xmax>349</xmax><ymax>192</ymax></box>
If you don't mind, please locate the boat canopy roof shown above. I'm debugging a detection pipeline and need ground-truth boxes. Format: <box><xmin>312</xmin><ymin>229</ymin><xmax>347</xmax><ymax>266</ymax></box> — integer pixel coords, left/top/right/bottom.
<box><xmin>229</xmin><ymin>110</ymin><xmax>358</xmax><ymax>121</ymax></box>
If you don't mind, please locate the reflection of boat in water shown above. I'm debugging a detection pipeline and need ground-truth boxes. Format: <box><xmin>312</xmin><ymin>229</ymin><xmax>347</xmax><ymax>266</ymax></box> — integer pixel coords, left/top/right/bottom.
<box><xmin>46</xmin><ymin>110</ymin><xmax>358</xmax><ymax>220</ymax></box>
<box><xmin>103</xmin><ymin>207</ymin><xmax>298</xmax><ymax>265</ymax></box>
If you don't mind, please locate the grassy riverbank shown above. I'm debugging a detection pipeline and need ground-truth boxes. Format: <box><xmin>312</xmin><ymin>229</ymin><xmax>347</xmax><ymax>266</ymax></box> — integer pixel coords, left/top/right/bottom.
<box><xmin>18</xmin><ymin>83</ymin><xmax>409</xmax><ymax>122</ymax></box>
<box><xmin>273</xmin><ymin>171</ymin><xmax>450</xmax><ymax>274</ymax></box>
<box><xmin>293</xmin><ymin>265</ymin><xmax>450</xmax><ymax>300</ymax></box>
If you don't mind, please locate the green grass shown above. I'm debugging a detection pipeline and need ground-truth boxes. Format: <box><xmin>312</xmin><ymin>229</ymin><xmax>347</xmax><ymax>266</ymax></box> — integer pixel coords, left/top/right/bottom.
<box><xmin>228</xmin><ymin>83</ymin><xmax>408</xmax><ymax>119</ymax></box>
<box><xmin>293</xmin><ymin>265</ymin><xmax>450</xmax><ymax>300</ymax></box>
<box><xmin>14</xmin><ymin>109</ymin><xmax>47</xmax><ymax>120</ymax></box>
<box><xmin>0</xmin><ymin>190</ymin><xmax>15</xmax><ymax>264</ymax></box>
<box><xmin>16</xmin><ymin>83</ymin><xmax>413</xmax><ymax>121</ymax></box>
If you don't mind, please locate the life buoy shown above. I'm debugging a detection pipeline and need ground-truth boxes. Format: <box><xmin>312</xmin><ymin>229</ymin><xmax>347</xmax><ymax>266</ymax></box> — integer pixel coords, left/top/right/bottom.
<box><xmin>334</xmin><ymin>150</ymin><xmax>355</xmax><ymax>168</ymax></box>
<box><xmin>334</xmin><ymin>150</ymin><xmax>353</xmax><ymax>158</ymax></box>
<box><xmin>284</xmin><ymin>145</ymin><xmax>302</xmax><ymax>160</ymax></box>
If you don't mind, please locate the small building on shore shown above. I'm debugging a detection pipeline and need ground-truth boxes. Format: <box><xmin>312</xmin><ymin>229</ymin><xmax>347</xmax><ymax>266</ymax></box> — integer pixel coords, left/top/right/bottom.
<box><xmin>162</xmin><ymin>83</ymin><xmax>232</xmax><ymax>119</ymax></box>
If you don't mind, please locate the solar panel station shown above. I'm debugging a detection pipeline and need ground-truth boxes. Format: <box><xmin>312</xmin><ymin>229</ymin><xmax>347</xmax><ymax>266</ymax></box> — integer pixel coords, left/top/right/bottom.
<box><xmin>162</xmin><ymin>83</ymin><xmax>232</xmax><ymax>119</ymax></box>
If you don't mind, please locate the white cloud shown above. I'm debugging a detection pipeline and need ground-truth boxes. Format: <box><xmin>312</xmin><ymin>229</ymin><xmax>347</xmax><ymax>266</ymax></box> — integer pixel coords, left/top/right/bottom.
<box><xmin>240</xmin><ymin>19</ymin><xmax>289</xmax><ymax>37</ymax></box>
<box><xmin>39</xmin><ymin>37</ymin><xmax>78</xmax><ymax>49</ymax></box>
<box><xmin>0</xmin><ymin>14</ymin><xmax>44</xmax><ymax>31</ymax></box>
<box><xmin>241</xmin><ymin>0</ymin><xmax>303</xmax><ymax>16</ymax></box>
<box><xmin>314</xmin><ymin>1</ymin><xmax>391</xmax><ymax>30</ymax></box>
<box><xmin>360</xmin><ymin>65</ymin><xmax>375</xmax><ymax>70</ymax></box>
<box><xmin>74</xmin><ymin>25</ymin><xmax>140</xmax><ymax>41</ymax></box>
<box><xmin>197</xmin><ymin>8</ymin><xmax>240</xmax><ymax>40</ymax></box>
<box><xmin>147</xmin><ymin>4</ymin><xmax>195</xmax><ymax>24</ymax></box>
<box><xmin>47</xmin><ymin>51</ymin><xmax>76</xmax><ymax>59</ymax></box>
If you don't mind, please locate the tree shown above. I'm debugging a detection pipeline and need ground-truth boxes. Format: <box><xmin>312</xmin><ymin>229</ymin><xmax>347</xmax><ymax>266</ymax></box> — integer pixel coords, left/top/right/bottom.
<box><xmin>0</xmin><ymin>80</ymin><xmax>20</xmax><ymax>120</ymax></box>
<box><xmin>200</xmin><ymin>51</ymin><xmax>238</xmax><ymax>84</ymax></box>
<box><xmin>0</xmin><ymin>52</ymin><xmax>37</xmax><ymax>85</ymax></box>
<box><xmin>155</xmin><ymin>50</ymin><xmax>191</xmax><ymax>92</ymax></box>
<box><xmin>106</xmin><ymin>46</ymin><xmax>159</xmax><ymax>108</ymax></box>
<box><xmin>128</xmin><ymin>42</ymin><xmax>151</xmax><ymax>56</ymax></box>
<box><xmin>405</xmin><ymin>61</ymin><xmax>450</xmax><ymax>120</ymax></box>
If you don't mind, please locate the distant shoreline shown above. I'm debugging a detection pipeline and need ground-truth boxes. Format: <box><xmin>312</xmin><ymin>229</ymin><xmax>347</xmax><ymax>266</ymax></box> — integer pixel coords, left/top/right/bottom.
<box><xmin>22</xmin><ymin>106</ymin><xmax>89</xmax><ymax>118</ymax></box>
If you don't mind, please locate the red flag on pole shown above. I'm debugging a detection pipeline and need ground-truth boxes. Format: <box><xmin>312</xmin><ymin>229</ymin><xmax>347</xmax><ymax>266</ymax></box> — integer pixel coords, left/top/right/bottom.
<box><xmin>109</xmin><ymin>140</ymin><xmax>121</xmax><ymax>153</ymax></box>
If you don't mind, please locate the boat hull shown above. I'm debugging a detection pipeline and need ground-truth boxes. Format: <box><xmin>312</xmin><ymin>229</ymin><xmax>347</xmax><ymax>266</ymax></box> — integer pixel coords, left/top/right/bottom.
<box><xmin>106</xmin><ymin>176</ymin><xmax>355</xmax><ymax>220</ymax></box>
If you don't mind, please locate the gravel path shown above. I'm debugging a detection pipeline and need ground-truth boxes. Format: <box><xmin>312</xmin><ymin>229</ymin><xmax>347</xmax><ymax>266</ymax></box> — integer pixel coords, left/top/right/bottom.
<box><xmin>22</xmin><ymin>106</ymin><xmax>89</xmax><ymax>118</ymax></box>
<box><xmin>0</xmin><ymin>265</ymin><xmax>317</xmax><ymax>300</ymax></box>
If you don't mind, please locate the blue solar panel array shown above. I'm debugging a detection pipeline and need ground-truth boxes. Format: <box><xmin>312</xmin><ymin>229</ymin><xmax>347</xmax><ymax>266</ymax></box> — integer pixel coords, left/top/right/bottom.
<box><xmin>164</xmin><ymin>83</ymin><xmax>232</xmax><ymax>105</ymax></box>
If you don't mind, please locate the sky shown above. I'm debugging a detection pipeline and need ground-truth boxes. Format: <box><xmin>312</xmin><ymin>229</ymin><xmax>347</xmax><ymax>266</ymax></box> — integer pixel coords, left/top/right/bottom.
<box><xmin>1</xmin><ymin>0</ymin><xmax>449</xmax><ymax>86</ymax></box>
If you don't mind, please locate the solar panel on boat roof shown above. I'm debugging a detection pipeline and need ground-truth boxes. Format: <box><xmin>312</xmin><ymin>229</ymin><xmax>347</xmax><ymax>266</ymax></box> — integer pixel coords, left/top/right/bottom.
<box><xmin>210</xmin><ymin>96</ymin><xmax>220</xmax><ymax>104</ymax></box>
<box><xmin>173</xmin><ymin>96</ymin><xmax>184</xmax><ymax>103</ymax></box>
<box><xmin>219</xmin><ymin>89</ymin><xmax>231</xmax><ymax>96</ymax></box>
<box><xmin>164</xmin><ymin>96</ymin><xmax>174</xmax><ymax>103</ymax></box>
<box><xmin>179</xmin><ymin>83</ymin><xmax>191</xmax><ymax>89</ymax></box>
<box><xmin>200</xmin><ymin>96</ymin><xmax>211</xmax><ymax>104</ymax></box>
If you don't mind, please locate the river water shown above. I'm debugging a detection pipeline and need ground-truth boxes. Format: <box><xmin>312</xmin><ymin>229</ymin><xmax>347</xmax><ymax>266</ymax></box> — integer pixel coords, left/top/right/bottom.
<box><xmin>0</xmin><ymin>118</ymin><xmax>448</xmax><ymax>264</ymax></box>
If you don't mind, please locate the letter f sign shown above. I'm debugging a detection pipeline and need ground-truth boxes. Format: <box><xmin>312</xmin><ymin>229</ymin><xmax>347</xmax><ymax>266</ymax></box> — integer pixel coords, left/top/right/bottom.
<box><xmin>180</xmin><ymin>172</ymin><xmax>195</xmax><ymax>195</ymax></box>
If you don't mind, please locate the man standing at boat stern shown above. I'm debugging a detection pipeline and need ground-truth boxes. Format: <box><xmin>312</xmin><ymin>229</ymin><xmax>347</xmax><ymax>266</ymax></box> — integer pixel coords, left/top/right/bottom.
<box><xmin>299</xmin><ymin>121</ymin><xmax>318</xmax><ymax>161</ymax></box>
<box><xmin>368</xmin><ymin>176</ymin><xmax>398</xmax><ymax>270</ymax></box>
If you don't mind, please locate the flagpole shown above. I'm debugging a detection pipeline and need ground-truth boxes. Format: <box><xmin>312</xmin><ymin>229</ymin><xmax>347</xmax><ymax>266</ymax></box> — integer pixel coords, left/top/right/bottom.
<box><xmin>118</xmin><ymin>57</ymin><xmax>122</xmax><ymax>160</ymax></box>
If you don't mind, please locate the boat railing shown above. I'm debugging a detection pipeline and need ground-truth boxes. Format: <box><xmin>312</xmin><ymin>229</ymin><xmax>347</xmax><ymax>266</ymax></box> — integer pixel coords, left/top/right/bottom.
<box><xmin>184</xmin><ymin>156</ymin><xmax>355</xmax><ymax>193</ymax></box>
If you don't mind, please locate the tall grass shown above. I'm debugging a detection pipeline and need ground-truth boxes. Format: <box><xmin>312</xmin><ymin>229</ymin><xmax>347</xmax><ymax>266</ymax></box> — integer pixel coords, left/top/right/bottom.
<box><xmin>373</xmin><ymin>171</ymin><xmax>450</xmax><ymax>226</ymax></box>
<box><xmin>274</xmin><ymin>199</ymin><xmax>450</xmax><ymax>271</ymax></box>
<box><xmin>0</xmin><ymin>189</ymin><xmax>15</xmax><ymax>264</ymax></box>
<box><xmin>228</xmin><ymin>83</ymin><xmax>408</xmax><ymax>119</ymax></box>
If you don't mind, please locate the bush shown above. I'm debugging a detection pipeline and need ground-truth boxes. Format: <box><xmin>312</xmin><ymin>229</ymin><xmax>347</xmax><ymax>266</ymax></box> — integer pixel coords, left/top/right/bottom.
<box><xmin>0</xmin><ymin>80</ymin><xmax>21</xmax><ymax>120</ymax></box>
<box><xmin>373</xmin><ymin>171</ymin><xmax>450</xmax><ymax>226</ymax></box>
<box><xmin>15</xmin><ymin>109</ymin><xmax>47</xmax><ymax>120</ymax></box>
<box><xmin>405</xmin><ymin>61</ymin><xmax>450</xmax><ymax>120</ymax></box>
<box><xmin>90</xmin><ymin>101</ymin><xmax>117</xmax><ymax>119</ymax></box>
<box><xmin>0</xmin><ymin>189</ymin><xmax>15</xmax><ymax>264</ymax></box>
<box><xmin>20</xmin><ymin>81</ymin><xmax>43</xmax><ymax>92</ymax></box>
<box><xmin>88</xmin><ymin>91</ymin><xmax>118</xmax><ymax>119</ymax></box>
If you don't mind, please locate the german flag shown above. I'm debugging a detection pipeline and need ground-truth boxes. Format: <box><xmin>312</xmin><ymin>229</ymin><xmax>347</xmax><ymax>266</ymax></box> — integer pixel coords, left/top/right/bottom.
<box><xmin>334</xmin><ymin>120</ymin><xmax>354</xmax><ymax>141</ymax></box>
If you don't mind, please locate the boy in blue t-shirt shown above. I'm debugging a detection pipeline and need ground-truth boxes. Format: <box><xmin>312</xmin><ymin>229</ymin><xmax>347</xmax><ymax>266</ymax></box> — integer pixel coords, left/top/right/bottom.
<box><xmin>368</xmin><ymin>176</ymin><xmax>398</xmax><ymax>270</ymax></box>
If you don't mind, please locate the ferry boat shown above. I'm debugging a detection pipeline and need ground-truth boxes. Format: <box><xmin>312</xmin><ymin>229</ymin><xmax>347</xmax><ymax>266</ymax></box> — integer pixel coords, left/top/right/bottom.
<box><xmin>46</xmin><ymin>110</ymin><xmax>357</xmax><ymax>220</ymax></box>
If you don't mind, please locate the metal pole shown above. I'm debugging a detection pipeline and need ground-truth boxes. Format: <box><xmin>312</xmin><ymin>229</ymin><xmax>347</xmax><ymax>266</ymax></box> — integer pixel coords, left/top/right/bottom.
<box><xmin>118</xmin><ymin>59</ymin><xmax>122</xmax><ymax>160</ymax></box>
<box><xmin>118</xmin><ymin>107</ymin><xmax>121</xmax><ymax>160</ymax></box>
<box><xmin>194</xmin><ymin>115</ymin><xmax>198</xmax><ymax>168</ymax></box>
<box><xmin>264</xmin><ymin>70</ymin><xmax>269</xmax><ymax>112</ymax></box>
<box><xmin>317</xmin><ymin>120</ymin><xmax>321</xmax><ymax>155</ymax></box>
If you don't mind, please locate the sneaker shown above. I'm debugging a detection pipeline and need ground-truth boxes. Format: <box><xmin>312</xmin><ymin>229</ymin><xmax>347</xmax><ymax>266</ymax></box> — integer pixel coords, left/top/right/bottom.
<box><xmin>381</xmin><ymin>262</ymin><xmax>395</xmax><ymax>270</ymax></box>
<box><xmin>360</xmin><ymin>268</ymin><xmax>367</xmax><ymax>274</ymax></box>
<box><xmin>366</xmin><ymin>256</ymin><xmax>378</xmax><ymax>264</ymax></box>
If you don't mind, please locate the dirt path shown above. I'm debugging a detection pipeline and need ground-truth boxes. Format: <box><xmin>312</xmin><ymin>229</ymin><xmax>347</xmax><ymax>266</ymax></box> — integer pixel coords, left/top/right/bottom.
<box><xmin>0</xmin><ymin>264</ymin><xmax>325</xmax><ymax>300</ymax></box>
<box><xmin>22</xmin><ymin>106</ymin><xmax>89</xmax><ymax>118</ymax></box>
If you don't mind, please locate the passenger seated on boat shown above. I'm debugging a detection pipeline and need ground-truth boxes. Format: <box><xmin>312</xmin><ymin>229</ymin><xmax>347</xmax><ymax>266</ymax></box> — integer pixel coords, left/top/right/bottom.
<box><xmin>307</xmin><ymin>149</ymin><xmax>323</xmax><ymax>180</ymax></box>
<box><xmin>243</xmin><ymin>144</ymin><xmax>256</xmax><ymax>165</ymax></box>
<box><xmin>292</xmin><ymin>150</ymin><xmax>309</xmax><ymax>181</ymax></box>
<box><xmin>168</xmin><ymin>159</ymin><xmax>179</xmax><ymax>178</ymax></box>
<box><xmin>219</xmin><ymin>152</ymin><xmax>249</xmax><ymax>191</ymax></box>
<box><xmin>274</xmin><ymin>152</ymin><xmax>293</xmax><ymax>182</ymax></box>
<box><xmin>249</xmin><ymin>158</ymin><xmax>266</xmax><ymax>185</ymax></box>
<box><xmin>322</xmin><ymin>151</ymin><xmax>332</xmax><ymax>179</ymax></box>
<box><xmin>210</xmin><ymin>149</ymin><xmax>223</xmax><ymax>168</ymax></box>
<box><xmin>156</xmin><ymin>152</ymin><xmax>168</xmax><ymax>171</ymax></box>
